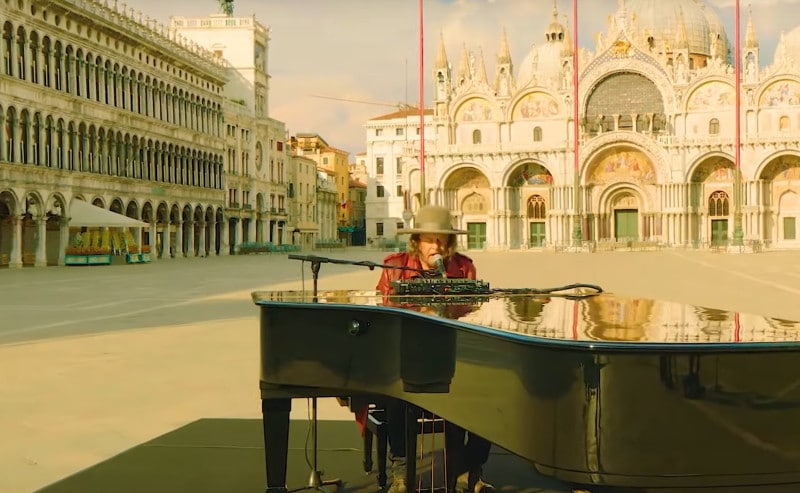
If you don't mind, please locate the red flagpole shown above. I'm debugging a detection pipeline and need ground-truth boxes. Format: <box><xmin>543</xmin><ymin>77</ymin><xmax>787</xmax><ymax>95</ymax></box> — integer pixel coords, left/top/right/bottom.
<box><xmin>418</xmin><ymin>0</ymin><xmax>426</xmax><ymax>206</ymax></box>
<box><xmin>733</xmin><ymin>0</ymin><xmax>743</xmax><ymax>244</ymax></box>
<box><xmin>571</xmin><ymin>0</ymin><xmax>581</xmax><ymax>245</ymax></box>
<box><xmin>573</xmin><ymin>0</ymin><xmax>579</xmax><ymax>176</ymax></box>
<box><xmin>735</xmin><ymin>1</ymin><xmax>741</xmax><ymax>174</ymax></box>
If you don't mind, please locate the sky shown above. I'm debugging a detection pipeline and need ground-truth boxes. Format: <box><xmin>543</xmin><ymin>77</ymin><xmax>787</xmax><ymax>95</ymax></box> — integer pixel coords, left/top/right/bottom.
<box><xmin>122</xmin><ymin>0</ymin><xmax>800</xmax><ymax>158</ymax></box>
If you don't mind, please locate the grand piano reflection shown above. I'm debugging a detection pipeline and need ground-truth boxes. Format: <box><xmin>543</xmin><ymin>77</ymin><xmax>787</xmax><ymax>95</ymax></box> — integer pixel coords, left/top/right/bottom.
<box><xmin>253</xmin><ymin>289</ymin><xmax>800</xmax><ymax>491</ymax></box>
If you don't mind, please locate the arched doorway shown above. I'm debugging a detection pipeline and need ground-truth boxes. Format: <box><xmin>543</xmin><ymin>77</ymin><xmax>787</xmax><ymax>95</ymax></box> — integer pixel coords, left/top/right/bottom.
<box><xmin>507</xmin><ymin>162</ymin><xmax>553</xmax><ymax>249</ymax></box>
<box><xmin>443</xmin><ymin>167</ymin><xmax>491</xmax><ymax>249</ymax></box>
<box><xmin>689</xmin><ymin>159</ymin><xmax>735</xmax><ymax>246</ymax></box>
<box><xmin>759</xmin><ymin>156</ymin><xmax>800</xmax><ymax>247</ymax></box>
<box><xmin>586</xmin><ymin>147</ymin><xmax>657</xmax><ymax>242</ymax></box>
<box><xmin>708</xmin><ymin>190</ymin><xmax>730</xmax><ymax>246</ymax></box>
<box><xmin>462</xmin><ymin>192</ymin><xmax>488</xmax><ymax>249</ymax></box>
<box><xmin>527</xmin><ymin>195</ymin><xmax>547</xmax><ymax>247</ymax></box>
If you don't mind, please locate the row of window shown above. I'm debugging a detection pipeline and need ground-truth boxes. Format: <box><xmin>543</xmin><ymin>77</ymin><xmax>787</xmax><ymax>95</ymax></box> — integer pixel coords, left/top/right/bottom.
<box><xmin>0</xmin><ymin>104</ymin><xmax>224</xmax><ymax>188</ymax></box>
<box><xmin>375</xmin><ymin>184</ymin><xmax>405</xmax><ymax>198</ymax></box>
<box><xmin>470</xmin><ymin>127</ymin><xmax>544</xmax><ymax>145</ymax></box>
<box><xmin>374</xmin><ymin>127</ymin><xmax>421</xmax><ymax>137</ymax></box>
<box><xmin>375</xmin><ymin>156</ymin><xmax>403</xmax><ymax>175</ymax></box>
<box><xmin>1</xmin><ymin>22</ymin><xmax>224</xmax><ymax>135</ymax></box>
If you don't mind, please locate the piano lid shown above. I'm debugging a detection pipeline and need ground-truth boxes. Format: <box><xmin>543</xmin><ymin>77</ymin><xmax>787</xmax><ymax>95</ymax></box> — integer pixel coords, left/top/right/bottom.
<box><xmin>252</xmin><ymin>290</ymin><xmax>800</xmax><ymax>347</ymax></box>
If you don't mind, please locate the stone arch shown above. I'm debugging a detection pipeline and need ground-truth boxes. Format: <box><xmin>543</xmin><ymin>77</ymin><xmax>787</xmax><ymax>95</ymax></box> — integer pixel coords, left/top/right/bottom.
<box><xmin>0</xmin><ymin>189</ymin><xmax>19</xmax><ymax>214</ymax></box>
<box><xmin>758</xmin><ymin>154</ymin><xmax>800</xmax><ymax>246</ymax></box>
<box><xmin>454</xmin><ymin>97</ymin><xmax>496</xmax><ymax>122</ymax></box>
<box><xmin>585</xmin><ymin>146</ymin><xmax>657</xmax><ymax>186</ymax></box>
<box><xmin>45</xmin><ymin>192</ymin><xmax>66</xmax><ymax>217</ymax></box>
<box><xmin>585</xmin><ymin>71</ymin><xmax>666</xmax><ymax>135</ymax></box>
<box><xmin>758</xmin><ymin>78</ymin><xmax>800</xmax><ymax>108</ymax></box>
<box><xmin>685</xmin><ymin>80</ymin><xmax>735</xmax><ymax>112</ymax></box>
<box><xmin>142</xmin><ymin>201</ymin><xmax>155</xmax><ymax>223</ymax></box>
<box><xmin>125</xmin><ymin>199</ymin><xmax>140</xmax><ymax>219</ymax></box>
<box><xmin>506</xmin><ymin>161</ymin><xmax>554</xmax><ymax>187</ymax></box>
<box><xmin>461</xmin><ymin>192</ymin><xmax>488</xmax><ymax>216</ymax></box>
<box><xmin>109</xmin><ymin>198</ymin><xmax>124</xmax><ymax>214</ymax></box>
<box><xmin>595</xmin><ymin>185</ymin><xmax>648</xmax><ymax>241</ymax></box>
<box><xmin>510</xmin><ymin>91</ymin><xmax>560</xmax><ymax>120</ymax></box>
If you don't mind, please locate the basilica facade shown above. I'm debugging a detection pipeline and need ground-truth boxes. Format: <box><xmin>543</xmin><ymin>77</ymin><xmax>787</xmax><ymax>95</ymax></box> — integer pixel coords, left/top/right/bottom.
<box><xmin>368</xmin><ymin>0</ymin><xmax>800</xmax><ymax>251</ymax></box>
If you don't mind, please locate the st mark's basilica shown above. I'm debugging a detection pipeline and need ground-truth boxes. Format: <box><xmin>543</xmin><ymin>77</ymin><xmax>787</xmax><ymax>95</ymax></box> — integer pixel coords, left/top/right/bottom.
<box><xmin>370</xmin><ymin>0</ymin><xmax>800</xmax><ymax>251</ymax></box>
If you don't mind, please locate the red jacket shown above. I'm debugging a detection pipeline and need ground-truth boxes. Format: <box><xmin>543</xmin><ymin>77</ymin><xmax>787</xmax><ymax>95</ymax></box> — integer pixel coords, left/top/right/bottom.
<box><xmin>376</xmin><ymin>251</ymin><xmax>476</xmax><ymax>295</ymax></box>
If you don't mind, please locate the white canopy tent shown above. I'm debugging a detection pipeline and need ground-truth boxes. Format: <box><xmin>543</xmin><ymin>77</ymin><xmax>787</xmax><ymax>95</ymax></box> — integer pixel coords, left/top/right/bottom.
<box><xmin>67</xmin><ymin>200</ymin><xmax>149</xmax><ymax>228</ymax></box>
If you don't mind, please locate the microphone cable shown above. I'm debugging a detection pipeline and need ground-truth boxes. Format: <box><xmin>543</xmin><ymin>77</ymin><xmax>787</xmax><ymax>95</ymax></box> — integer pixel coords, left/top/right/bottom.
<box><xmin>491</xmin><ymin>283</ymin><xmax>603</xmax><ymax>300</ymax></box>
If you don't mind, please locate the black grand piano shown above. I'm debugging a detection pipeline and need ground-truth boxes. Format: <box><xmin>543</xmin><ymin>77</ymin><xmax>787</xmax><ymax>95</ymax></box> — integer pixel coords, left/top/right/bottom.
<box><xmin>253</xmin><ymin>288</ymin><xmax>800</xmax><ymax>491</ymax></box>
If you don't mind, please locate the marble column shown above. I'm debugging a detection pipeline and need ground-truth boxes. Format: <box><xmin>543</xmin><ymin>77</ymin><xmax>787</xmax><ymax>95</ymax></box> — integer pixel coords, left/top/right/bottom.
<box><xmin>185</xmin><ymin>220</ymin><xmax>195</xmax><ymax>257</ymax></box>
<box><xmin>148</xmin><ymin>222</ymin><xmax>157</xmax><ymax>262</ymax></box>
<box><xmin>174</xmin><ymin>220</ymin><xmax>184</xmax><ymax>257</ymax></box>
<box><xmin>8</xmin><ymin>216</ymin><xmax>23</xmax><ymax>269</ymax></box>
<box><xmin>34</xmin><ymin>216</ymin><xmax>47</xmax><ymax>267</ymax></box>
<box><xmin>196</xmin><ymin>222</ymin><xmax>206</xmax><ymax>257</ymax></box>
<box><xmin>220</xmin><ymin>219</ymin><xmax>230</xmax><ymax>256</ymax></box>
<box><xmin>161</xmin><ymin>223</ymin><xmax>171</xmax><ymax>259</ymax></box>
<box><xmin>58</xmin><ymin>217</ymin><xmax>68</xmax><ymax>266</ymax></box>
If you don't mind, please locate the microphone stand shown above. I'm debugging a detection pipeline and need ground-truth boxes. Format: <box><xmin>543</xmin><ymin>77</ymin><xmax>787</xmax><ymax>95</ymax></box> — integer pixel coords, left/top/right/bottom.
<box><xmin>287</xmin><ymin>255</ymin><xmax>343</xmax><ymax>493</ymax></box>
<box><xmin>282</xmin><ymin>254</ymin><xmax>434</xmax><ymax>493</ymax></box>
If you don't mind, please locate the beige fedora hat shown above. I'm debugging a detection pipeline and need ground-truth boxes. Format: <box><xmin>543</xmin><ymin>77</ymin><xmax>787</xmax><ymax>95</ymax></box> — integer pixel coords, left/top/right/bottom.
<box><xmin>397</xmin><ymin>205</ymin><xmax>467</xmax><ymax>235</ymax></box>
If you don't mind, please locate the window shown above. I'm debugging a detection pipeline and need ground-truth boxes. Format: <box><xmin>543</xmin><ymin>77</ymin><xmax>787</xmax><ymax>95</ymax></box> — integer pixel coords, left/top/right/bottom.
<box><xmin>709</xmin><ymin>118</ymin><xmax>720</xmax><ymax>135</ymax></box>
<box><xmin>396</xmin><ymin>222</ymin><xmax>404</xmax><ymax>231</ymax></box>
<box><xmin>527</xmin><ymin>195</ymin><xmax>546</xmax><ymax>219</ymax></box>
<box><xmin>396</xmin><ymin>157</ymin><xmax>402</xmax><ymax>174</ymax></box>
<box><xmin>376</xmin><ymin>222</ymin><xmax>384</xmax><ymax>236</ymax></box>
<box><xmin>709</xmin><ymin>190</ymin><xmax>730</xmax><ymax>217</ymax></box>
<box><xmin>276</xmin><ymin>141</ymin><xmax>283</xmax><ymax>151</ymax></box>
<box><xmin>376</xmin><ymin>185</ymin><xmax>385</xmax><ymax>197</ymax></box>
<box><xmin>375</xmin><ymin>128</ymin><xmax>383</xmax><ymax>136</ymax></box>
<box><xmin>376</xmin><ymin>157</ymin><xmax>384</xmax><ymax>175</ymax></box>
<box><xmin>533</xmin><ymin>126</ymin><xmax>543</xmax><ymax>142</ymax></box>
<box><xmin>396</xmin><ymin>185</ymin><xmax>402</xmax><ymax>196</ymax></box>
<box><xmin>323</xmin><ymin>157</ymin><xmax>329</xmax><ymax>164</ymax></box>
<box><xmin>472</xmin><ymin>129</ymin><xmax>481</xmax><ymax>144</ymax></box>
<box><xmin>416</xmin><ymin>127</ymin><xmax>420</xmax><ymax>135</ymax></box>
<box><xmin>396</xmin><ymin>127</ymin><xmax>404</xmax><ymax>136</ymax></box>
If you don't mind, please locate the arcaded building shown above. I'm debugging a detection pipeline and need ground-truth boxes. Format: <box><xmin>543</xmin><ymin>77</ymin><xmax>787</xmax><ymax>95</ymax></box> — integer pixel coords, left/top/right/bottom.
<box><xmin>368</xmin><ymin>0</ymin><xmax>800</xmax><ymax>251</ymax></box>
<box><xmin>0</xmin><ymin>0</ymin><xmax>228</xmax><ymax>267</ymax></box>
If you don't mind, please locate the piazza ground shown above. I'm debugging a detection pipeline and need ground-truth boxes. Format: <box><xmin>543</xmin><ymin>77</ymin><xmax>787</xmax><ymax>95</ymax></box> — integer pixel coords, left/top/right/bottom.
<box><xmin>3</xmin><ymin>248</ymin><xmax>800</xmax><ymax>493</ymax></box>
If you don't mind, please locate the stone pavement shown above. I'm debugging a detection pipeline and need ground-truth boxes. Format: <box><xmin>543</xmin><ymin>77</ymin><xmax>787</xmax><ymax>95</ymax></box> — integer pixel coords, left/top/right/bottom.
<box><xmin>4</xmin><ymin>248</ymin><xmax>800</xmax><ymax>493</ymax></box>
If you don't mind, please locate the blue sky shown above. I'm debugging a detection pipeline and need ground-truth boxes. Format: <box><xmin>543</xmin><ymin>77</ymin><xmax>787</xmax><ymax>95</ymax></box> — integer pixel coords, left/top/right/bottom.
<box><xmin>122</xmin><ymin>0</ymin><xmax>800</xmax><ymax>156</ymax></box>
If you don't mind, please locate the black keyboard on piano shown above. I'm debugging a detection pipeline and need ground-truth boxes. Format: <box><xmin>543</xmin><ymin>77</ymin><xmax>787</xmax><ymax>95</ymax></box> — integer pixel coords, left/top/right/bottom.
<box><xmin>253</xmin><ymin>289</ymin><xmax>800</xmax><ymax>491</ymax></box>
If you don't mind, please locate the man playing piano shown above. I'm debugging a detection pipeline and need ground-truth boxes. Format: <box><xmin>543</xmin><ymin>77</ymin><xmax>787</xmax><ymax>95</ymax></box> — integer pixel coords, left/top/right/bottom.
<box><xmin>375</xmin><ymin>205</ymin><xmax>494</xmax><ymax>493</ymax></box>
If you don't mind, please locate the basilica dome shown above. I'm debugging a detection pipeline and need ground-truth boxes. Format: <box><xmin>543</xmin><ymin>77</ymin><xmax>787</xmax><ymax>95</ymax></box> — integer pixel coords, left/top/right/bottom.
<box><xmin>624</xmin><ymin>0</ymin><xmax>729</xmax><ymax>59</ymax></box>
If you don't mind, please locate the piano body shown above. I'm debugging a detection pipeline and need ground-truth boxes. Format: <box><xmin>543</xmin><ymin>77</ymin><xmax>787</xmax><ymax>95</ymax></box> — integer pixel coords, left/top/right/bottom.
<box><xmin>253</xmin><ymin>289</ymin><xmax>800</xmax><ymax>491</ymax></box>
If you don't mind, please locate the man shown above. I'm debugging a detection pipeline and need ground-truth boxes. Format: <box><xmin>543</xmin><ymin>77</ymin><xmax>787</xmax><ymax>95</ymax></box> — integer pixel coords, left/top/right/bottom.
<box><xmin>376</xmin><ymin>205</ymin><xmax>493</xmax><ymax>493</ymax></box>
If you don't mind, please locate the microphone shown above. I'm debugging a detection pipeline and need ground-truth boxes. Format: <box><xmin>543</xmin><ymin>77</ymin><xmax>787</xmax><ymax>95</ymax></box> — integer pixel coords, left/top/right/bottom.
<box><xmin>430</xmin><ymin>253</ymin><xmax>447</xmax><ymax>278</ymax></box>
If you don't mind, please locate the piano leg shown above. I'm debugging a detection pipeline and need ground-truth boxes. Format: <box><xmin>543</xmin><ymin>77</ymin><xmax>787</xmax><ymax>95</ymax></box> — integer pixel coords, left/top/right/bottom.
<box><xmin>262</xmin><ymin>397</ymin><xmax>292</xmax><ymax>493</ymax></box>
